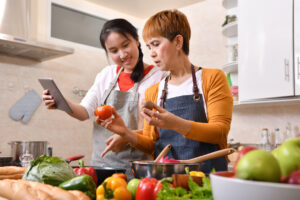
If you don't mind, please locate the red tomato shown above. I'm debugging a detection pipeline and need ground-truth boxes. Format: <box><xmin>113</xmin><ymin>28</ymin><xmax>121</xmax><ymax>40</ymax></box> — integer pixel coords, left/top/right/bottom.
<box><xmin>94</xmin><ymin>105</ymin><xmax>113</xmax><ymax>120</ymax></box>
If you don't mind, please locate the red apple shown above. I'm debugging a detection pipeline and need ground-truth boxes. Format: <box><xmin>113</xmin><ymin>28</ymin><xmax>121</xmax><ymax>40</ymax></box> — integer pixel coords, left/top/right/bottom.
<box><xmin>297</xmin><ymin>133</ymin><xmax>300</xmax><ymax>138</ymax></box>
<box><xmin>280</xmin><ymin>175</ymin><xmax>289</xmax><ymax>183</ymax></box>
<box><xmin>287</xmin><ymin>170</ymin><xmax>300</xmax><ymax>185</ymax></box>
<box><xmin>233</xmin><ymin>146</ymin><xmax>257</xmax><ymax>172</ymax></box>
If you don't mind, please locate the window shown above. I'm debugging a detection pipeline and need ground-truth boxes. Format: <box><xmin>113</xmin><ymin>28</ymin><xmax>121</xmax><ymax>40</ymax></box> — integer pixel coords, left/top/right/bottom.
<box><xmin>51</xmin><ymin>3</ymin><xmax>108</xmax><ymax>49</ymax></box>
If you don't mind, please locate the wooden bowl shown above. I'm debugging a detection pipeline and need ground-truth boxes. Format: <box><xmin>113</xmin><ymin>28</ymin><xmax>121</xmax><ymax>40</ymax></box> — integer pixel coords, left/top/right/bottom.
<box><xmin>172</xmin><ymin>174</ymin><xmax>203</xmax><ymax>190</ymax></box>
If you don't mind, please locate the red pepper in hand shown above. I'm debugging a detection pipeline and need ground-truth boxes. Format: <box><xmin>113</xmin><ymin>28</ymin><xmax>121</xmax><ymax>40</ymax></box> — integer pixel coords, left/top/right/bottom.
<box><xmin>74</xmin><ymin>160</ymin><xmax>98</xmax><ymax>185</ymax></box>
<box><xmin>136</xmin><ymin>178</ymin><xmax>158</xmax><ymax>200</ymax></box>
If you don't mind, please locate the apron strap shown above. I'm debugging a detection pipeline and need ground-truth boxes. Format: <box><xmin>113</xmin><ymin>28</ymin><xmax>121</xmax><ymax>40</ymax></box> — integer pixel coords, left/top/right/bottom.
<box><xmin>160</xmin><ymin>64</ymin><xmax>201</xmax><ymax>108</ymax></box>
<box><xmin>100</xmin><ymin>67</ymin><xmax>124</xmax><ymax>105</ymax></box>
<box><xmin>131</xmin><ymin>81</ymin><xmax>140</xmax><ymax>101</ymax></box>
<box><xmin>191</xmin><ymin>64</ymin><xmax>201</xmax><ymax>102</ymax></box>
<box><xmin>160</xmin><ymin>77</ymin><xmax>169</xmax><ymax>108</ymax></box>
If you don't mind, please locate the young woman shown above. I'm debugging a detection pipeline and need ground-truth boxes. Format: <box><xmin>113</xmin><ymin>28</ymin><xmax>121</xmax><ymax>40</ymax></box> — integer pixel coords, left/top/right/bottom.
<box><xmin>98</xmin><ymin>10</ymin><xmax>233</xmax><ymax>173</ymax></box>
<box><xmin>42</xmin><ymin>19</ymin><xmax>165</xmax><ymax>179</ymax></box>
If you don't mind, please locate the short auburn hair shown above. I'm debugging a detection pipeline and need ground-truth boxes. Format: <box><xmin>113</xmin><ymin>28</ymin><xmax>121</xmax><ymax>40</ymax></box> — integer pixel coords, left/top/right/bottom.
<box><xmin>142</xmin><ymin>9</ymin><xmax>191</xmax><ymax>55</ymax></box>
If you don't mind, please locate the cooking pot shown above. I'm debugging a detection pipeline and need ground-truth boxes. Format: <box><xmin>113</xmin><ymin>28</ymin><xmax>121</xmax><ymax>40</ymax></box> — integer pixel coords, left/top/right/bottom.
<box><xmin>8</xmin><ymin>141</ymin><xmax>48</xmax><ymax>166</ymax></box>
<box><xmin>131</xmin><ymin>148</ymin><xmax>235</xmax><ymax>179</ymax></box>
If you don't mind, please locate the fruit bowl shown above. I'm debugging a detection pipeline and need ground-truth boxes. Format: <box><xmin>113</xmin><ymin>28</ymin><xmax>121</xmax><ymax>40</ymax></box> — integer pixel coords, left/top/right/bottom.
<box><xmin>210</xmin><ymin>171</ymin><xmax>300</xmax><ymax>200</ymax></box>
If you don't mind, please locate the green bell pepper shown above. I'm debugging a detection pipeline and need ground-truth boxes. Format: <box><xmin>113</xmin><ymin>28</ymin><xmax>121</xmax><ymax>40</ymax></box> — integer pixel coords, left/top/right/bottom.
<box><xmin>59</xmin><ymin>174</ymin><xmax>96</xmax><ymax>200</ymax></box>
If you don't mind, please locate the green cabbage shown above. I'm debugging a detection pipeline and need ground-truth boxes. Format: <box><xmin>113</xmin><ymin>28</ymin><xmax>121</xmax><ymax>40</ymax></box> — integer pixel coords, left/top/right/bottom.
<box><xmin>22</xmin><ymin>155</ymin><xmax>76</xmax><ymax>186</ymax></box>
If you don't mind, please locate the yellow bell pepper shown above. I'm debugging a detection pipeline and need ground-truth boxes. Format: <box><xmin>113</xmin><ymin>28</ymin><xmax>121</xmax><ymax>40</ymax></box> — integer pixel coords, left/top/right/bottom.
<box><xmin>96</xmin><ymin>176</ymin><xmax>131</xmax><ymax>200</ymax></box>
<box><xmin>189</xmin><ymin>171</ymin><xmax>206</xmax><ymax>177</ymax></box>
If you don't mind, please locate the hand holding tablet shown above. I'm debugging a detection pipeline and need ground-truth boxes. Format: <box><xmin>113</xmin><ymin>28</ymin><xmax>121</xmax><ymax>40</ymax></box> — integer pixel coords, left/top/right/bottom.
<box><xmin>38</xmin><ymin>78</ymin><xmax>73</xmax><ymax>113</ymax></box>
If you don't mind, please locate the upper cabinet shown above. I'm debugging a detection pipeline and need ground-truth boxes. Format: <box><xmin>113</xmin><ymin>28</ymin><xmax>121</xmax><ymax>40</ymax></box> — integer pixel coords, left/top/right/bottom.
<box><xmin>238</xmin><ymin>0</ymin><xmax>297</xmax><ymax>101</ymax></box>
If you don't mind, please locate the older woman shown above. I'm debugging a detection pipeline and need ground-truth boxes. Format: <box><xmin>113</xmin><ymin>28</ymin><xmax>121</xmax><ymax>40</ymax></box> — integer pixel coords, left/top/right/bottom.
<box><xmin>99</xmin><ymin>10</ymin><xmax>233</xmax><ymax>173</ymax></box>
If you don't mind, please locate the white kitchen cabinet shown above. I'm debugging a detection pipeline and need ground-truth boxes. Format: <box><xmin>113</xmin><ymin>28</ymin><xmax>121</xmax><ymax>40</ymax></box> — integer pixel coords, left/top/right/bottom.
<box><xmin>295</xmin><ymin>0</ymin><xmax>300</xmax><ymax>95</ymax></box>
<box><xmin>238</xmin><ymin>0</ymin><xmax>294</xmax><ymax>101</ymax></box>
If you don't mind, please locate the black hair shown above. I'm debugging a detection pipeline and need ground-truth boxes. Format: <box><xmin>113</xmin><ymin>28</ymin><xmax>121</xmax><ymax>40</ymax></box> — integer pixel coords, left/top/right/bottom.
<box><xmin>100</xmin><ymin>19</ymin><xmax>144</xmax><ymax>82</ymax></box>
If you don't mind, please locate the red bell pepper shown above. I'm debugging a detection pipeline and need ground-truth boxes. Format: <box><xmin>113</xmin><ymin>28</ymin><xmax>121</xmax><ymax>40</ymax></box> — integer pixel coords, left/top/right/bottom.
<box><xmin>136</xmin><ymin>178</ymin><xmax>158</xmax><ymax>200</ymax></box>
<box><xmin>74</xmin><ymin>160</ymin><xmax>98</xmax><ymax>185</ymax></box>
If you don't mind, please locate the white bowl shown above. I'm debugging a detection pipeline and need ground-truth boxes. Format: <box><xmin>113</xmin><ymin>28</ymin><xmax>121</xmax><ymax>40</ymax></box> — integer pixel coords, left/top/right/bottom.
<box><xmin>210</xmin><ymin>171</ymin><xmax>300</xmax><ymax>200</ymax></box>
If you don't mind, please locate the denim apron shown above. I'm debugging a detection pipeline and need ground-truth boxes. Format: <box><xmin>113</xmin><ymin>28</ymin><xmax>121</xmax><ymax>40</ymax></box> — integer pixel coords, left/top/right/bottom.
<box><xmin>154</xmin><ymin>65</ymin><xmax>227</xmax><ymax>174</ymax></box>
<box><xmin>92</xmin><ymin>67</ymin><xmax>151</xmax><ymax>179</ymax></box>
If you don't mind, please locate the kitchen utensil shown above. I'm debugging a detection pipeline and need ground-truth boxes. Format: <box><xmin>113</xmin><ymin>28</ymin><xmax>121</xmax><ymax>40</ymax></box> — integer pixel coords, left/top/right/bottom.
<box><xmin>65</xmin><ymin>155</ymin><xmax>85</xmax><ymax>164</ymax></box>
<box><xmin>8</xmin><ymin>141</ymin><xmax>48</xmax><ymax>166</ymax></box>
<box><xmin>179</xmin><ymin>148</ymin><xmax>236</xmax><ymax>164</ymax></box>
<box><xmin>154</xmin><ymin>144</ymin><xmax>172</xmax><ymax>162</ymax></box>
<box><xmin>131</xmin><ymin>148</ymin><xmax>235</xmax><ymax>179</ymax></box>
<box><xmin>210</xmin><ymin>171</ymin><xmax>300</xmax><ymax>200</ymax></box>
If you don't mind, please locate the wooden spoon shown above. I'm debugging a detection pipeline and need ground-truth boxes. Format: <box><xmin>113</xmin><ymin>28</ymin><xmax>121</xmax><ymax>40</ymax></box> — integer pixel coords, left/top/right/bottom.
<box><xmin>154</xmin><ymin>144</ymin><xmax>172</xmax><ymax>162</ymax></box>
<box><xmin>179</xmin><ymin>148</ymin><xmax>236</xmax><ymax>164</ymax></box>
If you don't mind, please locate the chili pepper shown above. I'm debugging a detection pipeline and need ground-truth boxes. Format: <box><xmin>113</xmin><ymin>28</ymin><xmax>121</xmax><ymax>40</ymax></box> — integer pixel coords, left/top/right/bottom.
<box><xmin>59</xmin><ymin>174</ymin><xmax>96</xmax><ymax>200</ymax></box>
<box><xmin>74</xmin><ymin>160</ymin><xmax>98</xmax><ymax>185</ymax></box>
<box><xmin>136</xmin><ymin>178</ymin><xmax>158</xmax><ymax>200</ymax></box>
<box><xmin>96</xmin><ymin>176</ymin><xmax>131</xmax><ymax>200</ymax></box>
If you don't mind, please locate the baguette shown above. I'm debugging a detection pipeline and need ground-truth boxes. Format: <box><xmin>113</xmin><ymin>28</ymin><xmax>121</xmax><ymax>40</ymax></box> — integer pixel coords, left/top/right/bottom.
<box><xmin>0</xmin><ymin>179</ymin><xmax>90</xmax><ymax>200</ymax></box>
<box><xmin>0</xmin><ymin>174</ymin><xmax>24</xmax><ymax>180</ymax></box>
<box><xmin>0</xmin><ymin>167</ymin><xmax>27</xmax><ymax>175</ymax></box>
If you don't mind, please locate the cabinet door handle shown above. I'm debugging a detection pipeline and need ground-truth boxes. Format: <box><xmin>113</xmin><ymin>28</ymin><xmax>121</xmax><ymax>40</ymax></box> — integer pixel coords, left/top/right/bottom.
<box><xmin>284</xmin><ymin>59</ymin><xmax>289</xmax><ymax>81</ymax></box>
<box><xmin>297</xmin><ymin>57</ymin><xmax>300</xmax><ymax>80</ymax></box>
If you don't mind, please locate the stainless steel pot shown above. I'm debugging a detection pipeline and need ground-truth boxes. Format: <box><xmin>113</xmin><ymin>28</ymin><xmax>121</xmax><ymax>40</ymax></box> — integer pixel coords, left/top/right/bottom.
<box><xmin>8</xmin><ymin>141</ymin><xmax>48</xmax><ymax>166</ymax></box>
<box><xmin>131</xmin><ymin>148</ymin><xmax>235</xmax><ymax>179</ymax></box>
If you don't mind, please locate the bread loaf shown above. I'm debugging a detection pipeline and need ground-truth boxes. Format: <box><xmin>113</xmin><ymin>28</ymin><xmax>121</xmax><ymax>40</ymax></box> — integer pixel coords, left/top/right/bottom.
<box><xmin>0</xmin><ymin>167</ymin><xmax>27</xmax><ymax>175</ymax></box>
<box><xmin>0</xmin><ymin>179</ymin><xmax>90</xmax><ymax>200</ymax></box>
<box><xmin>0</xmin><ymin>166</ymin><xmax>27</xmax><ymax>180</ymax></box>
<box><xmin>0</xmin><ymin>174</ymin><xmax>24</xmax><ymax>180</ymax></box>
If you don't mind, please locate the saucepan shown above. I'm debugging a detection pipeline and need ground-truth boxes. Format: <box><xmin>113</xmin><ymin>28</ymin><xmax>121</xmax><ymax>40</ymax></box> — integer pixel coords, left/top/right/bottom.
<box><xmin>131</xmin><ymin>145</ymin><xmax>235</xmax><ymax>179</ymax></box>
<box><xmin>8</xmin><ymin>141</ymin><xmax>49</xmax><ymax>166</ymax></box>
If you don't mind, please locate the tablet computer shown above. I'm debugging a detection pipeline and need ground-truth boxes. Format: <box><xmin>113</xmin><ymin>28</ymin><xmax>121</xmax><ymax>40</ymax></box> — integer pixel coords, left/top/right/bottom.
<box><xmin>38</xmin><ymin>78</ymin><xmax>73</xmax><ymax>113</ymax></box>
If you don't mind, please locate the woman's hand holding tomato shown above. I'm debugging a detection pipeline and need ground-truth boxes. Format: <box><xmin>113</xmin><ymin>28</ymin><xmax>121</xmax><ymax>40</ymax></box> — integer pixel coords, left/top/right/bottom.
<box><xmin>95</xmin><ymin>106</ymin><xmax>129</xmax><ymax>137</ymax></box>
<box><xmin>94</xmin><ymin>105</ymin><xmax>113</xmax><ymax>120</ymax></box>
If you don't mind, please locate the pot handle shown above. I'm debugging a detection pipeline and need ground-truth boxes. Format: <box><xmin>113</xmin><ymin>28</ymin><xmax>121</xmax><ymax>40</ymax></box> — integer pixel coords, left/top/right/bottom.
<box><xmin>48</xmin><ymin>147</ymin><xmax>53</xmax><ymax>157</ymax></box>
<box><xmin>180</xmin><ymin>148</ymin><xmax>236</xmax><ymax>164</ymax></box>
<box><xmin>65</xmin><ymin>155</ymin><xmax>85</xmax><ymax>164</ymax></box>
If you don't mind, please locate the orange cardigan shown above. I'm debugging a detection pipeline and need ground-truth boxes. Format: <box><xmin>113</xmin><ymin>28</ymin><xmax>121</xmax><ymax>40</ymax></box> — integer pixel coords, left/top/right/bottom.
<box><xmin>133</xmin><ymin>68</ymin><xmax>233</xmax><ymax>157</ymax></box>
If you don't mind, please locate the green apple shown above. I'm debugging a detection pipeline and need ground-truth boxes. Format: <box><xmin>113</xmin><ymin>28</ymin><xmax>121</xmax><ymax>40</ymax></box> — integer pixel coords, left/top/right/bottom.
<box><xmin>272</xmin><ymin>138</ymin><xmax>300</xmax><ymax>177</ymax></box>
<box><xmin>236</xmin><ymin>149</ymin><xmax>281</xmax><ymax>182</ymax></box>
<box><xmin>127</xmin><ymin>178</ymin><xmax>140</xmax><ymax>200</ymax></box>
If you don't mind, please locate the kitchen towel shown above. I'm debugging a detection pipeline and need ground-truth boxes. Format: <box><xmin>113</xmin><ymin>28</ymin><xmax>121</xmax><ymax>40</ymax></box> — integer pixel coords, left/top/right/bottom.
<box><xmin>9</xmin><ymin>89</ymin><xmax>42</xmax><ymax>124</ymax></box>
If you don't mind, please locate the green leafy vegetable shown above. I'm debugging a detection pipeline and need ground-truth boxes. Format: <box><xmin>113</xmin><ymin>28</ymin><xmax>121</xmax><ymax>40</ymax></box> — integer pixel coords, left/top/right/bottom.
<box><xmin>22</xmin><ymin>155</ymin><xmax>76</xmax><ymax>186</ymax></box>
<box><xmin>157</xmin><ymin>169</ymin><xmax>215</xmax><ymax>200</ymax></box>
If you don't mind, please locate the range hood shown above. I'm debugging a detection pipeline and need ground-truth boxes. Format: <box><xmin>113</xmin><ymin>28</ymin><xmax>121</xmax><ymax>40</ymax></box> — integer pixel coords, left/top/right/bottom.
<box><xmin>0</xmin><ymin>33</ymin><xmax>73</xmax><ymax>61</ymax></box>
<box><xmin>0</xmin><ymin>0</ymin><xmax>73</xmax><ymax>61</ymax></box>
